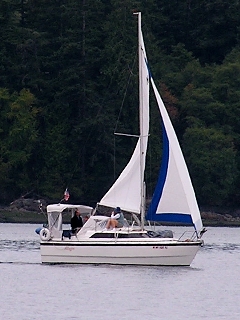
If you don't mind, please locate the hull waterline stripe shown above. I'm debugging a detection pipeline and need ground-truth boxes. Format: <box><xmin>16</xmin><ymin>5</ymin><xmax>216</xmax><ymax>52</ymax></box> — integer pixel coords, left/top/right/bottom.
<box><xmin>40</xmin><ymin>242</ymin><xmax>202</xmax><ymax>247</ymax></box>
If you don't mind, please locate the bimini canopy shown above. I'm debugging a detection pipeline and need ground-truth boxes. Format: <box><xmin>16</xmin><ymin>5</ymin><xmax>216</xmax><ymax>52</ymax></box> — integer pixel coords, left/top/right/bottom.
<box><xmin>47</xmin><ymin>203</ymin><xmax>93</xmax><ymax>214</ymax></box>
<box><xmin>46</xmin><ymin>203</ymin><xmax>94</xmax><ymax>238</ymax></box>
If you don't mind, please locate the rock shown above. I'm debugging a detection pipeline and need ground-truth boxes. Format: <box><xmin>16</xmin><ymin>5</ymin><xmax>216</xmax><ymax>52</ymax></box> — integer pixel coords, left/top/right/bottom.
<box><xmin>9</xmin><ymin>198</ymin><xmax>47</xmax><ymax>212</ymax></box>
<box><xmin>201</xmin><ymin>211</ymin><xmax>240</xmax><ymax>224</ymax></box>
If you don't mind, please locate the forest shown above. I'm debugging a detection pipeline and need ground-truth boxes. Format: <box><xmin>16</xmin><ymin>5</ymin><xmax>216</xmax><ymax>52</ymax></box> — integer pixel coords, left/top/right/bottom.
<box><xmin>1</xmin><ymin>0</ymin><xmax>240</xmax><ymax>209</ymax></box>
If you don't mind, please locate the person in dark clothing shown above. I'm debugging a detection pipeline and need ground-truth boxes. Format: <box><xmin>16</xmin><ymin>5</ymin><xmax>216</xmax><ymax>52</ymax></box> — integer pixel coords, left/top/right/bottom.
<box><xmin>71</xmin><ymin>209</ymin><xmax>83</xmax><ymax>233</ymax></box>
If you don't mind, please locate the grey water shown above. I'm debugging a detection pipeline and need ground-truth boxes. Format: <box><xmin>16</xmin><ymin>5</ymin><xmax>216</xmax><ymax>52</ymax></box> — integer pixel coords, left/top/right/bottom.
<box><xmin>0</xmin><ymin>224</ymin><xmax>239</xmax><ymax>320</ymax></box>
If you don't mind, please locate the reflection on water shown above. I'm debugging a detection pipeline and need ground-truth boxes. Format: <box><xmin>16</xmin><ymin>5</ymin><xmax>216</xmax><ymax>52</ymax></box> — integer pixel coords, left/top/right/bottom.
<box><xmin>0</xmin><ymin>239</ymin><xmax>39</xmax><ymax>251</ymax></box>
<box><xmin>0</xmin><ymin>223</ymin><xmax>240</xmax><ymax>320</ymax></box>
<box><xmin>203</xmin><ymin>243</ymin><xmax>240</xmax><ymax>252</ymax></box>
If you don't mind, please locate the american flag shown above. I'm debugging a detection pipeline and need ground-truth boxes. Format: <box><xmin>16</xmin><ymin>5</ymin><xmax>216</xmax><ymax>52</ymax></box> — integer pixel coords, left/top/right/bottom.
<box><xmin>64</xmin><ymin>188</ymin><xmax>70</xmax><ymax>201</ymax></box>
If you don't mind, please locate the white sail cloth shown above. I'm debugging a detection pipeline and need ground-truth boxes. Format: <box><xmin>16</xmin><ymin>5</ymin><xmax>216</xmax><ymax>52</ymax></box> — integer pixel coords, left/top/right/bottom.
<box><xmin>99</xmin><ymin>26</ymin><xmax>203</xmax><ymax>233</ymax></box>
<box><xmin>147</xmin><ymin>79</ymin><xmax>203</xmax><ymax>232</ymax></box>
<box><xmin>99</xmin><ymin>31</ymin><xmax>149</xmax><ymax>214</ymax></box>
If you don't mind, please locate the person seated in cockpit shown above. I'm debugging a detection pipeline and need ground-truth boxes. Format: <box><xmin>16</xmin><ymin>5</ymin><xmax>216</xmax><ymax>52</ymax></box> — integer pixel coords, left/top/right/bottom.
<box><xmin>71</xmin><ymin>209</ymin><xmax>83</xmax><ymax>233</ymax></box>
<box><xmin>106</xmin><ymin>207</ymin><xmax>124</xmax><ymax>229</ymax></box>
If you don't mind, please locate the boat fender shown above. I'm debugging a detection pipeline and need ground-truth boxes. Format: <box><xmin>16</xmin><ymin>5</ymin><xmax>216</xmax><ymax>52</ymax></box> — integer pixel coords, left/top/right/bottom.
<box><xmin>35</xmin><ymin>227</ymin><xmax>42</xmax><ymax>235</ymax></box>
<box><xmin>40</xmin><ymin>228</ymin><xmax>51</xmax><ymax>241</ymax></box>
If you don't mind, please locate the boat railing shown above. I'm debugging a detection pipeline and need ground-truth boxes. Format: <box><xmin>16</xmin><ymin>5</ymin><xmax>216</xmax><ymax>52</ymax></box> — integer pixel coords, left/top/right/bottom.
<box><xmin>178</xmin><ymin>230</ymin><xmax>199</xmax><ymax>242</ymax></box>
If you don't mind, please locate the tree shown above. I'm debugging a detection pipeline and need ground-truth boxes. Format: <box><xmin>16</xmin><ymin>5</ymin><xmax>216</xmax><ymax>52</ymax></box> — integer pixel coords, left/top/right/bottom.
<box><xmin>0</xmin><ymin>88</ymin><xmax>39</xmax><ymax>203</ymax></box>
<box><xmin>183</xmin><ymin>127</ymin><xmax>238</xmax><ymax>206</ymax></box>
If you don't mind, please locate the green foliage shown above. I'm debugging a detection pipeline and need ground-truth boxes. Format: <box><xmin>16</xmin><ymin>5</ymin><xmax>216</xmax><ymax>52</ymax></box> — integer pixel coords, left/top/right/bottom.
<box><xmin>0</xmin><ymin>88</ymin><xmax>38</xmax><ymax>202</ymax></box>
<box><xmin>151</xmin><ymin>0</ymin><xmax>240</xmax><ymax>64</ymax></box>
<box><xmin>183</xmin><ymin>127</ymin><xmax>238</xmax><ymax>205</ymax></box>
<box><xmin>1</xmin><ymin>1</ymin><xmax>240</xmax><ymax>208</ymax></box>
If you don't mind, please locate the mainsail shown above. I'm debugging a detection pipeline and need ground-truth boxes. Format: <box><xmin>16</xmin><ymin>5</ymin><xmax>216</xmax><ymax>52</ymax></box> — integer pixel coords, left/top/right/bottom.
<box><xmin>99</xmin><ymin>30</ymin><xmax>149</xmax><ymax>214</ymax></box>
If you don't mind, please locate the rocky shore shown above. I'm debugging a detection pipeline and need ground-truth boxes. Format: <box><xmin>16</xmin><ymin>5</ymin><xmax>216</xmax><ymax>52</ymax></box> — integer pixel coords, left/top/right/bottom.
<box><xmin>0</xmin><ymin>198</ymin><xmax>48</xmax><ymax>224</ymax></box>
<box><xmin>1</xmin><ymin>198</ymin><xmax>240</xmax><ymax>226</ymax></box>
<box><xmin>201</xmin><ymin>211</ymin><xmax>240</xmax><ymax>226</ymax></box>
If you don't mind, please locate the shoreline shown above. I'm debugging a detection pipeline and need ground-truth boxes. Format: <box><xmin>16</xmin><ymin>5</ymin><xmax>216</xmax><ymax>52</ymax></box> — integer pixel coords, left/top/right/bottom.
<box><xmin>1</xmin><ymin>210</ymin><xmax>240</xmax><ymax>227</ymax></box>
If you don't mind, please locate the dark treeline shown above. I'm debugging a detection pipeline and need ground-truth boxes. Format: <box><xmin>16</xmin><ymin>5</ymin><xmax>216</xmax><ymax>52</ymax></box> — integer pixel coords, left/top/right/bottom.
<box><xmin>1</xmin><ymin>0</ymin><xmax>240</xmax><ymax>208</ymax></box>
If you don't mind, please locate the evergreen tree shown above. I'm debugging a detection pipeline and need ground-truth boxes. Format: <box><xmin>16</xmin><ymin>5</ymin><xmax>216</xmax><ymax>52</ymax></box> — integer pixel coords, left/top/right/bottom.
<box><xmin>0</xmin><ymin>88</ymin><xmax>38</xmax><ymax>203</ymax></box>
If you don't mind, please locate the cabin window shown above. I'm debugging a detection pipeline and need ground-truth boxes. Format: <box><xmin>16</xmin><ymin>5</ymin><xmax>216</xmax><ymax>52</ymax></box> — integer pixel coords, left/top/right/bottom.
<box><xmin>90</xmin><ymin>233</ymin><xmax>115</xmax><ymax>238</ymax></box>
<box><xmin>119</xmin><ymin>233</ymin><xmax>145</xmax><ymax>238</ymax></box>
<box><xmin>90</xmin><ymin>233</ymin><xmax>145</xmax><ymax>238</ymax></box>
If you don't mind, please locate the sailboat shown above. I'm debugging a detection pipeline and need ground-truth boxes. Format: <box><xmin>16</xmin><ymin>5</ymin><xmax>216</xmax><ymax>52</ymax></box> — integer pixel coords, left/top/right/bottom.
<box><xmin>39</xmin><ymin>12</ymin><xmax>205</xmax><ymax>266</ymax></box>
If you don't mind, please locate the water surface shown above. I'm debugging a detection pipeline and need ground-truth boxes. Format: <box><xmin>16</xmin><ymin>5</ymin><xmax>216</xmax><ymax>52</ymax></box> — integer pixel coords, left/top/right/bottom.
<box><xmin>0</xmin><ymin>224</ymin><xmax>239</xmax><ymax>320</ymax></box>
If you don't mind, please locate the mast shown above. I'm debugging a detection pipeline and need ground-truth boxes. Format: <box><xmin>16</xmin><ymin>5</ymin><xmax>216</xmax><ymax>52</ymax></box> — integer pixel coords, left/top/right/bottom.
<box><xmin>135</xmin><ymin>12</ymin><xmax>145</xmax><ymax>229</ymax></box>
<box><xmin>100</xmin><ymin>12</ymin><xmax>149</xmax><ymax>219</ymax></box>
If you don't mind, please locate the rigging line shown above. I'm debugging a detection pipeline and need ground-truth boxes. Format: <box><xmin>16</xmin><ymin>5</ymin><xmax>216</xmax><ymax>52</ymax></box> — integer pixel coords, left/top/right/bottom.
<box><xmin>70</xmin><ymin>63</ymin><xmax>130</xmax><ymax>183</ymax></box>
<box><xmin>114</xmin><ymin>51</ymin><xmax>137</xmax><ymax>133</ymax></box>
<box><xmin>113</xmin><ymin>134</ymin><xmax>116</xmax><ymax>181</ymax></box>
<box><xmin>147</xmin><ymin>136</ymin><xmax>153</xmax><ymax>201</ymax></box>
<box><xmin>81</xmin><ymin>54</ymin><xmax>132</xmax><ymax>148</ymax></box>
<box><xmin>70</xmin><ymin>54</ymin><xmax>138</xmax><ymax>184</ymax></box>
<box><xmin>67</xmin><ymin>52</ymin><xmax>138</xmax><ymax>189</ymax></box>
<box><xmin>113</xmin><ymin>52</ymin><xmax>137</xmax><ymax>181</ymax></box>
<box><xmin>68</xmin><ymin>99</ymin><xmax>110</xmax><ymax>183</ymax></box>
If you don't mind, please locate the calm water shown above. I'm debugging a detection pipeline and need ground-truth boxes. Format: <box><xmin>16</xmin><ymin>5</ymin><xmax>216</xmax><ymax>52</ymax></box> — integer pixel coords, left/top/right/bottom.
<box><xmin>0</xmin><ymin>223</ymin><xmax>240</xmax><ymax>320</ymax></box>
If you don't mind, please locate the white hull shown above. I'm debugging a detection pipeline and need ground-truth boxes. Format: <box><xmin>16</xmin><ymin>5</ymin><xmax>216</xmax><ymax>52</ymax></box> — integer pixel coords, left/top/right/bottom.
<box><xmin>40</xmin><ymin>238</ymin><xmax>202</xmax><ymax>266</ymax></box>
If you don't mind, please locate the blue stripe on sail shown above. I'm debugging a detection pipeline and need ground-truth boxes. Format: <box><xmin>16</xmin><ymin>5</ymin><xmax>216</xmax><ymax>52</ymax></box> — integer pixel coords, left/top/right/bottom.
<box><xmin>150</xmin><ymin>213</ymin><xmax>193</xmax><ymax>224</ymax></box>
<box><xmin>144</xmin><ymin>56</ymin><xmax>152</xmax><ymax>79</ymax></box>
<box><xmin>146</xmin><ymin>123</ymin><xmax>169</xmax><ymax>221</ymax></box>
